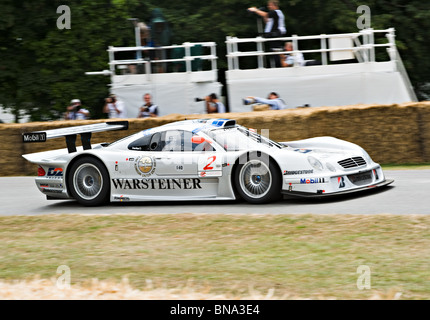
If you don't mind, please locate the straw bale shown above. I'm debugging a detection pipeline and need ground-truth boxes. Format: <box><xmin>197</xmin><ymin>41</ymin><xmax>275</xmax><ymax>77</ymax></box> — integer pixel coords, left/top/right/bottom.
<box><xmin>1</xmin><ymin>102</ymin><xmax>429</xmax><ymax>176</ymax></box>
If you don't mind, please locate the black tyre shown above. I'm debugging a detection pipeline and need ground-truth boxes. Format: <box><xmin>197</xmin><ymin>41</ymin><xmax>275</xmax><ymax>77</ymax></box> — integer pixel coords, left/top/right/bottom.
<box><xmin>234</xmin><ymin>153</ymin><xmax>282</xmax><ymax>204</ymax></box>
<box><xmin>68</xmin><ymin>157</ymin><xmax>110</xmax><ymax>206</ymax></box>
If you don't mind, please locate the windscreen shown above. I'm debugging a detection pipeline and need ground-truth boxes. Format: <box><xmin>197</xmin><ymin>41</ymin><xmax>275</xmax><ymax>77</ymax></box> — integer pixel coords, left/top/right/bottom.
<box><xmin>206</xmin><ymin>127</ymin><xmax>282</xmax><ymax>151</ymax></box>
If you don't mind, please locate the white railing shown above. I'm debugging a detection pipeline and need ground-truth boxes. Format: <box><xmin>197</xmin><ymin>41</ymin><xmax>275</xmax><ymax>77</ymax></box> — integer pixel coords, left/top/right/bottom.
<box><xmin>226</xmin><ymin>28</ymin><xmax>398</xmax><ymax>70</ymax></box>
<box><xmin>107</xmin><ymin>42</ymin><xmax>218</xmax><ymax>75</ymax></box>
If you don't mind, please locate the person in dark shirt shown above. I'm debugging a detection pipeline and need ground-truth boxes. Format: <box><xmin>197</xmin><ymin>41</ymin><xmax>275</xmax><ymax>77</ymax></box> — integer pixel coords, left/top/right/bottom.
<box><xmin>137</xmin><ymin>93</ymin><xmax>159</xmax><ymax>118</ymax></box>
<box><xmin>248</xmin><ymin>1</ymin><xmax>286</xmax><ymax>67</ymax></box>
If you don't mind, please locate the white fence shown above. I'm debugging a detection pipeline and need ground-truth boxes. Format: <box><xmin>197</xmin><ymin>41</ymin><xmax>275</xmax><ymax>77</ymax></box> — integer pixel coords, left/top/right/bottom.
<box><xmin>226</xmin><ymin>28</ymin><xmax>399</xmax><ymax>69</ymax></box>
<box><xmin>107</xmin><ymin>42</ymin><xmax>218</xmax><ymax>76</ymax></box>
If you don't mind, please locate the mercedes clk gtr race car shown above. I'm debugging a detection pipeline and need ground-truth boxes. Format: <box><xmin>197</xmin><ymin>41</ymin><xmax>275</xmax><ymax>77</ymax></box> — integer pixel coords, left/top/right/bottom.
<box><xmin>22</xmin><ymin>119</ymin><xmax>393</xmax><ymax>206</ymax></box>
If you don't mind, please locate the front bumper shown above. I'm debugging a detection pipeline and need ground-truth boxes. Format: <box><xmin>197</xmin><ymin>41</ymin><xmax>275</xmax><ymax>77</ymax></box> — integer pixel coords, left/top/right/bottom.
<box><xmin>282</xmin><ymin>178</ymin><xmax>394</xmax><ymax>198</ymax></box>
<box><xmin>282</xmin><ymin>165</ymin><xmax>392</xmax><ymax>197</ymax></box>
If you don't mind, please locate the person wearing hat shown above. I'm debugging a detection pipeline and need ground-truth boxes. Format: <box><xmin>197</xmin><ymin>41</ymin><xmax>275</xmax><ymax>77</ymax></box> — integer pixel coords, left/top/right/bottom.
<box><xmin>246</xmin><ymin>92</ymin><xmax>286</xmax><ymax>110</ymax></box>
<box><xmin>65</xmin><ymin>99</ymin><xmax>90</xmax><ymax>120</ymax></box>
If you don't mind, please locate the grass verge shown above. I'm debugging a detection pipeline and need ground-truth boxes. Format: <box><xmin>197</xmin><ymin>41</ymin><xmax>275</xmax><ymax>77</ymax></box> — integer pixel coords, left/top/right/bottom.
<box><xmin>0</xmin><ymin>214</ymin><xmax>429</xmax><ymax>299</ymax></box>
<box><xmin>381</xmin><ymin>163</ymin><xmax>430</xmax><ymax>170</ymax></box>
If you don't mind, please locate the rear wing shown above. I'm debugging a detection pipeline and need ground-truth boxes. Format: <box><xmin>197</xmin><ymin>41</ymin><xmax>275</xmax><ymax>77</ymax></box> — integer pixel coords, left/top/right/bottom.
<box><xmin>22</xmin><ymin>121</ymin><xmax>129</xmax><ymax>153</ymax></box>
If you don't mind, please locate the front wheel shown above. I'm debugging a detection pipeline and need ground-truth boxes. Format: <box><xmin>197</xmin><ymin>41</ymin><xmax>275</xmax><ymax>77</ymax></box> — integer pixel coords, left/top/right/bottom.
<box><xmin>234</xmin><ymin>154</ymin><xmax>281</xmax><ymax>204</ymax></box>
<box><xmin>68</xmin><ymin>157</ymin><xmax>110</xmax><ymax>206</ymax></box>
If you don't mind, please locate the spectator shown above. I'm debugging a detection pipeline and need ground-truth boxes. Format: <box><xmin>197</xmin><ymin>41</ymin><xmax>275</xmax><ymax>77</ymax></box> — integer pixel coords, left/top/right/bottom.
<box><xmin>138</xmin><ymin>22</ymin><xmax>151</xmax><ymax>47</ymax></box>
<box><xmin>281</xmin><ymin>42</ymin><xmax>305</xmax><ymax>67</ymax></box>
<box><xmin>246</xmin><ymin>92</ymin><xmax>286</xmax><ymax>110</ymax></box>
<box><xmin>248</xmin><ymin>1</ymin><xmax>286</xmax><ymax>67</ymax></box>
<box><xmin>103</xmin><ymin>94</ymin><xmax>127</xmax><ymax>118</ymax></box>
<box><xmin>138</xmin><ymin>93</ymin><xmax>159</xmax><ymax>118</ymax></box>
<box><xmin>65</xmin><ymin>99</ymin><xmax>90</xmax><ymax>120</ymax></box>
<box><xmin>150</xmin><ymin>8</ymin><xmax>171</xmax><ymax>73</ymax></box>
<box><xmin>205</xmin><ymin>93</ymin><xmax>226</xmax><ymax>114</ymax></box>
<box><xmin>133</xmin><ymin>22</ymin><xmax>152</xmax><ymax>74</ymax></box>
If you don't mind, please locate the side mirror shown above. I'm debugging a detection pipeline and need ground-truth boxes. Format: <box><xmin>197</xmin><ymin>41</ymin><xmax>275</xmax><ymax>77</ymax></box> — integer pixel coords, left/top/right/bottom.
<box><xmin>191</xmin><ymin>136</ymin><xmax>206</xmax><ymax>144</ymax></box>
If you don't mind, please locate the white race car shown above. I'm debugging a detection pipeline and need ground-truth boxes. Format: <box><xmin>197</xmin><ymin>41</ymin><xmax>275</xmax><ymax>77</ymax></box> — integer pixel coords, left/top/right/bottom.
<box><xmin>22</xmin><ymin>119</ymin><xmax>393</xmax><ymax>206</ymax></box>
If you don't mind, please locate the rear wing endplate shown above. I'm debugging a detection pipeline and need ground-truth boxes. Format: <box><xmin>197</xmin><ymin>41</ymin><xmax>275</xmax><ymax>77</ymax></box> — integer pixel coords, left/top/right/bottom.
<box><xmin>22</xmin><ymin>121</ymin><xmax>129</xmax><ymax>153</ymax></box>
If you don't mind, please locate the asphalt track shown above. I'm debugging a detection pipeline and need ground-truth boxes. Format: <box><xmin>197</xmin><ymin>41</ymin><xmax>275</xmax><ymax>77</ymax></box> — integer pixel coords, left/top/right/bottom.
<box><xmin>1</xmin><ymin>170</ymin><xmax>429</xmax><ymax>216</ymax></box>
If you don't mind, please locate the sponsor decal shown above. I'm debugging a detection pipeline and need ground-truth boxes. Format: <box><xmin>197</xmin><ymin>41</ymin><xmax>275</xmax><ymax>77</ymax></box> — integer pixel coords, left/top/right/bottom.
<box><xmin>294</xmin><ymin>148</ymin><xmax>312</xmax><ymax>154</ymax></box>
<box><xmin>41</xmin><ymin>188</ymin><xmax>63</xmax><ymax>194</ymax></box>
<box><xmin>300</xmin><ymin>178</ymin><xmax>326</xmax><ymax>184</ymax></box>
<box><xmin>373</xmin><ymin>169</ymin><xmax>379</xmax><ymax>180</ymax></box>
<box><xmin>338</xmin><ymin>176</ymin><xmax>346</xmax><ymax>188</ymax></box>
<box><xmin>176</xmin><ymin>165</ymin><xmax>184</xmax><ymax>172</ymax></box>
<box><xmin>22</xmin><ymin>132</ymin><xmax>47</xmax><ymax>143</ymax></box>
<box><xmin>40</xmin><ymin>183</ymin><xmax>63</xmax><ymax>188</ymax></box>
<box><xmin>114</xmin><ymin>196</ymin><xmax>130</xmax><ymax>202</ymax></box>
<box><xmin>134</xmin><ymin>156</ymin><xmax>156</xmax><ymax>177</ymax></box>
<box><xmin>47</xmin><ymin>167</ymin><xmax>63</xmax><ymax>178</ymax></box>
<box><xmin>283</xmin><ymin>169</ymin><xmax>314</xmax><ymax>175</ymax></box>
<box><xmin>112</xmin><ymin>178</ymin><xmax>202</xmax><ymax>190</ymax></box>
<box><xmin>199</xmin><ymin>171</ymin><xmax>222</xmax><ymax>177</ymax></box>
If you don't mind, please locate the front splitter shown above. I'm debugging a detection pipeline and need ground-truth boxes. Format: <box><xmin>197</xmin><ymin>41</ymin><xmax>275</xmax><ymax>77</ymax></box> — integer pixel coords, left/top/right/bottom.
<box><xmin>281</xmin><ymin>179</ymin><xmax>394</xmax><ymax>198</ymax></box>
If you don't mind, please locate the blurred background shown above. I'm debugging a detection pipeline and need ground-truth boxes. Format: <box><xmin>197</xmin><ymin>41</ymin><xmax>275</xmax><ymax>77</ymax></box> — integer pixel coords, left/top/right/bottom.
<box><xmin>0</xmin><ymin>0</ymin><xmax>428</xmax><ymax>122</ymax></box>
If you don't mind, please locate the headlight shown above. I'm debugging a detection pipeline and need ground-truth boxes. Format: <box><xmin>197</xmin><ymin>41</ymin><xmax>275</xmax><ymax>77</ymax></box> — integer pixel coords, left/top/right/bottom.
<box><xmin>307</xmin><ymin>156</ymin><xmax>324</xmax><ymax>171</ymax></box>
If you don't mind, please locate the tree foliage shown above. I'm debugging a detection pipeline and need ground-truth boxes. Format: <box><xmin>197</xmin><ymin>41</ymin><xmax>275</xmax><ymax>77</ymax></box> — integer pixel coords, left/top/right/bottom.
<box><xmin>0</xmin><ymin>0</ymin><xmax>428</xmax><ymax>122</ymax></box>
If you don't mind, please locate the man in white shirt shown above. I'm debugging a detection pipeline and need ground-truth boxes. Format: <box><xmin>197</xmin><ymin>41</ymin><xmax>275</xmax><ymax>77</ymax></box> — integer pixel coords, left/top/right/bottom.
<box><xmin>65</xmin><ymin>99</ymin><xmax>90</xmax><ymax>120</ymax></box>
<box><xmin>246</xmin><ymin>92</ymin><xmax>287</xmax><ymax>110</ymax></box>
<box><xmin>103</xmin><ymin>94</ymin><xmax>127</xmax><ymax>118</ymax></box>
<box><xmin>281</xmin><ymin>42</ymin><xmax>305</xmax><ymax>67</ymax></box>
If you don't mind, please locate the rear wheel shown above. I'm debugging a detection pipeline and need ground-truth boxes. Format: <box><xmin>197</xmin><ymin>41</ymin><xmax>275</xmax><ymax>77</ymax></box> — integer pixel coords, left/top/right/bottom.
<box><xmin>68</xmin><ymin>157</ymin><xmax>110</xmax><ymax>206</ymax></box>
<box><xmin>234</xmin><ymin>154</ymin><xmax>281</xmax><ymax>204</ymax></box>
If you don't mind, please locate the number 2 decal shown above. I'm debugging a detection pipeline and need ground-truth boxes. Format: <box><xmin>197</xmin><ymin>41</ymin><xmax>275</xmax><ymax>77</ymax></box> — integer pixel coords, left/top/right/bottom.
<box><xmin>203</xmin><ymin>156</ymin><xmax>216</xmax><ymax>170</ymax></box>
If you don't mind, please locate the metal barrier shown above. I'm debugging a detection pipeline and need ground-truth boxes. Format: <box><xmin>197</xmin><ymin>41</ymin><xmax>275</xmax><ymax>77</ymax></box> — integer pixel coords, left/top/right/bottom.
<box><xmin>107</xmin><ymin>42</ymin><xmax>218</xmax><ymax>75</ymax></box>
<box><xmin>225</xmin><ymin>28</ymin><xmax>398</xmax><ymax>70</ymax></box>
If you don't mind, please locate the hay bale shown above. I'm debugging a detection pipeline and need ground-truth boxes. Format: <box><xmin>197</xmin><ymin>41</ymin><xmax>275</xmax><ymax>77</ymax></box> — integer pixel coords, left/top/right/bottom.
<box><xmin>2</xmin><ymin>102</ymin><xmax>429</xmax><ymax>176</ymax></box>
<box><xmin>252</xmin><ymin>104</ymin><xmax>270</xmax><ymax>112</ymax></box>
